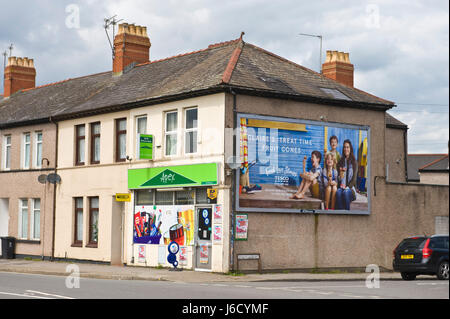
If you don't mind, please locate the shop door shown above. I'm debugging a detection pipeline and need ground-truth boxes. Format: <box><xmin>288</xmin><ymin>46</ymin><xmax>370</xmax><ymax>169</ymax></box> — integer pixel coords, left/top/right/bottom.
<box><xmin>195</xmin><ymin>206</ymin><xmax>212</xmax><ymax>271</ymax></box>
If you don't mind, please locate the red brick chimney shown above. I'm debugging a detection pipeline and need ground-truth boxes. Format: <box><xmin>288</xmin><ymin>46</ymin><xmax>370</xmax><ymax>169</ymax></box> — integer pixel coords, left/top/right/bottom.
<box><xmin>3</xmin><ymin>56</ymin><xmax>36</xmax><ymax>97</ymax></box>
<box><xmin>322</xmin><ymin>50</ymin><xmax>354</xmax><ymax>87</ymax></box>
<box><xmin>113</xmin><ymin>23</ymin><xmax>151</xmax><ymax>74</ymax></box>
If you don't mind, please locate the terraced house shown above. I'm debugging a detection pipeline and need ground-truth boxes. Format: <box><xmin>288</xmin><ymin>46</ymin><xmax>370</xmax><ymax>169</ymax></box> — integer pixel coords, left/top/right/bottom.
<box><xmin>1</xmin><ymin>22</ymin><xmax>447</xmax><ymax>272</ymax></box>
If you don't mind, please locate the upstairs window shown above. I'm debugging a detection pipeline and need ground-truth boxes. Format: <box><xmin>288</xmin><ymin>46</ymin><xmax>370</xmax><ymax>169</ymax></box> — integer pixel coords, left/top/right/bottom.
<box><xmin>34</xmin><ymin>132</ymin><xmax>42</xmax><ymax>168</ymax></box>
<box><xmin>3</xmin><ymin>135</ymin><xmax>11</xmax><ymax>170</ymax></box>
<box><xmin>185</xmin><ymin>108</ymin><xmax>198</xmax><ymax>154</ymax></box>
<box><xmin>115</xmin><ymin>118</ymin><xmax>127</xmax><ymax>162</ymax></box>
<box><xmin>75</xmin><ymin>124</ymin><xmax>85</xmax><ymax>165</ymax></box>
<box><xmin>22</xmin><ymin>133</ymin><xmax>31</xmax><ymax>169</ymax></box>
<box><xmin>165</xmin><ymin>111</ymin><xmax>178</xmax><ymax>156</ymax></box>
<box><xmin>90</xmin><ymin>122</ymin><xmax>101</xmax><ymax>164</ymax></box>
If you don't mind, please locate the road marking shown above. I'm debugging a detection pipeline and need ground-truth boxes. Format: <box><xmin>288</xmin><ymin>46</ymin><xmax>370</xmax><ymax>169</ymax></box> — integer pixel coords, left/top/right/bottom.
<box><xmin>233</xmin><ymin>285</ymin><xmax>251</xmax><ymax>288</ymax></box>
<box><xmin>26</xmin><ymin>290</ymin><xmax>75</xmax><ymax>299</ymax></box>
<box><xmin>0</xmin><ymin>291</ymin><xmax>52</xmax><ymax>299</ymax></box>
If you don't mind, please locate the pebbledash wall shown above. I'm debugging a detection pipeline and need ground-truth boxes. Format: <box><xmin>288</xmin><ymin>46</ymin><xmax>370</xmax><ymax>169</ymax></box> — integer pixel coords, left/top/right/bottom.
<box><xmin>54</xmin><ymin>93</ymin><xmax>230</xmax><ymax>272</ymax></box>
<box><xmin>226</xmin><ymin>93</ymin><xmax>449</xmax><ymax>271</ymax></box>
<box><xmin>0</xmin><ymin>123</ymin><xmax>56</xmax><ymax>258</ymax></box>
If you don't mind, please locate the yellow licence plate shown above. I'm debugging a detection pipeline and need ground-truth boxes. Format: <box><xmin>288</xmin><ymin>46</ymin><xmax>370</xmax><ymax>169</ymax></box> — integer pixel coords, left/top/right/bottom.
<box><xmin>401</xmin><ymin>255</ymin><xmax>414</xmax><ymax>259</ymax></box>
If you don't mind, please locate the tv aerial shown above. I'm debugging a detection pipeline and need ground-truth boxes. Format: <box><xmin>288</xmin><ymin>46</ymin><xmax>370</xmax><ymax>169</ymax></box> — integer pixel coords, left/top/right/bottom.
<box><xmin>104</xmin><ymin>15</ymin><xmax>123</xmax><ymax>60</ymax></box>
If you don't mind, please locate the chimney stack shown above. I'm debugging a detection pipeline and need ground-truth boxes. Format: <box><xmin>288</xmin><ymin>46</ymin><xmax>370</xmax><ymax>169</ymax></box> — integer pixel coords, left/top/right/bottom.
<box><xmin>3</xmin><ymin>56</ymin><xmax>36</xmax><ymax>97</ymax></box>
<box><xmin>322</xmin><ymin>50</ymin><xmax>354</xmax><ymax>87</ymax></box>
<box><xmin>113</xmin><ymin>23</ymin><xmax>151</xmax><ymax>75</ymax></box>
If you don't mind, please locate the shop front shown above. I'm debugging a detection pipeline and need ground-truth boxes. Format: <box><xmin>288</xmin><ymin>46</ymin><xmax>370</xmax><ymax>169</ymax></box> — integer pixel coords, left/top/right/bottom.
<box><xmin>128</xmin><ymin>163</ymin><xmax>224</xmax><ymax>271</ymax></box>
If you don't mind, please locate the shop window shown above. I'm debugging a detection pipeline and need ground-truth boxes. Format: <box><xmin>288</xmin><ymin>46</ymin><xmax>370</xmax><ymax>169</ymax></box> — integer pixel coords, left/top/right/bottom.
<box><xmin>175</xmin><ymin>190</ymin><xmax>195</xmax><ymax>205</ymax></box>
<box><xmin>195</xmin><ymin>188</ymin><xmax>209</xmax><ymax>204</ymax></box>
<box><xmin>74</xmin><ymin>197</ymin><xmax>83</xmax><ymax>246</ymax></box>
<box><xmin>136</xmin><ymin>190</ymin><xmax>153</xmax><ymax>205</ymax></box>
<box><xmin>155</xmin><ymin>191</ymin><xmax>174</xmax><ymax>205</ymax></box>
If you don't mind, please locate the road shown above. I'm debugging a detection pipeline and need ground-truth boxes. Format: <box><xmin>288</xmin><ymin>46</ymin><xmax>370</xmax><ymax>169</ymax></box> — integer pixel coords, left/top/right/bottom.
<box><xmin>0</xmin><ymin>272</ymin><xmax>448</xmax><ymax>300</ymax></box>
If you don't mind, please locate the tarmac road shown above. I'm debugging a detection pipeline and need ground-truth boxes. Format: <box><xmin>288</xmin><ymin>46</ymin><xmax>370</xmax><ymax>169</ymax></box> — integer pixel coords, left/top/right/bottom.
<box><xmin>0</xmin><ymin>272</ymin><xmax>448</xmax><ymax>300</ymax></box>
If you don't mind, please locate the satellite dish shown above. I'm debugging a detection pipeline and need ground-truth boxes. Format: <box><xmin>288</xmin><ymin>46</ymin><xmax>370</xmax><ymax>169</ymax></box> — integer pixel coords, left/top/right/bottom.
<box><xmin>47</xmin><ymin>173</ymin><xmax>61</xmax><ymax>184</ymax></box>
<box><xmin>225</xmin><ymin>156</ymin><xmax>242</xmax><ymax>170</ymax></box>
<box><xmin>38</xmin><ymin>174</ymin><xmax>47</xmax><ymax>184</ymax></box>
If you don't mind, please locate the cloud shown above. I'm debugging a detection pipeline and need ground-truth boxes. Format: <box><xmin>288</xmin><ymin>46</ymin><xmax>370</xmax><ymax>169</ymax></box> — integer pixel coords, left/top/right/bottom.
<box><xmin>0</xmin><ymin>0</ymin><xmax>448</xmax><ymax>153</ymax></box>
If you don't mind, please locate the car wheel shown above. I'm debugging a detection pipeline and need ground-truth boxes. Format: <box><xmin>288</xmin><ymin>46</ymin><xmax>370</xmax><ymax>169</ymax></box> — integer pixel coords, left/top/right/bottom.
<box><xmin>437</xmin><ymin>261</ymin><xmax>449</xmax><ymax>280</ymax></box>
<box><xmin>401</xmin><ymin>272</ymin><xmax>416</xmax><ymax>281</ymax></box>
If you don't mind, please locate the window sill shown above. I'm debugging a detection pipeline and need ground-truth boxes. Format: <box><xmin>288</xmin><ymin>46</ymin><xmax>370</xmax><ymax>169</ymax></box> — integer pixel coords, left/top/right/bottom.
<box><xmin>16</xmin><ymin>239</ymin><xmax>41</xmax><ymax>244</ymax></box>
<box><xmin>71</xmin><ymin>242</ymin><xmax>82</xmax><ymax>248</ymax></box>
<box><xmin>85</xmin><ymin>243</ymin><xmax>98</xmax><ymax>248</ymax></box>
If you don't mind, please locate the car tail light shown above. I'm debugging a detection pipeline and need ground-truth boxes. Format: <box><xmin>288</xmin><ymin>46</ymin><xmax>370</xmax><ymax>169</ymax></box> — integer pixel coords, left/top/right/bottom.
<box><xmin>422</xmin><ymin>238</ymin><xmax>433</xmax><ymax>259</ymax></box>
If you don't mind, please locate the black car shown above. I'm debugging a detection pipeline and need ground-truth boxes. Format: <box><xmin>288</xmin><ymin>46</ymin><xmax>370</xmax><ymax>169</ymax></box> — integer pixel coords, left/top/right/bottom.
<box><xmin>393</xmin><ymin>235</ymin><xmax>449</xmax><ymax>280</ymax></box>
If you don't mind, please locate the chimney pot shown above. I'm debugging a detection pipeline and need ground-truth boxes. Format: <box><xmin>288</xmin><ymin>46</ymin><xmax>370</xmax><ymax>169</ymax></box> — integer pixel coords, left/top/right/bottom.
<box><xmin>112</xmin><ymin>22</ymin><xmax>151</xmax><ymax>74</ymax></box>
<box><xmin>322</xmin><ymin>50</ymin><xmax>354</xmax><ymax>87</ymax></box>
<box><xmin>3</xmin><ymin>55</ymin><xmax>36</xmax><ymax>97</ymax></box>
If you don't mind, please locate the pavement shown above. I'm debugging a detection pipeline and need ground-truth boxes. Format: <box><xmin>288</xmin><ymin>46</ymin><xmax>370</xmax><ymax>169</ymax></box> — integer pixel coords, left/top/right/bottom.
<box><xmin>0</xmin><ymin>258</ymin><xmax>403</xmax><ymax>283</ymax></box>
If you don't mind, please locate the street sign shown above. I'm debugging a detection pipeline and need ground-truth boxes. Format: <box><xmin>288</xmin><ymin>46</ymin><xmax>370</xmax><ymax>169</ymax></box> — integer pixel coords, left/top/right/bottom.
<box><xmin>115</xmin><ymin>193</ymin><xmax>131</xmax><ymax>202</ymax></box>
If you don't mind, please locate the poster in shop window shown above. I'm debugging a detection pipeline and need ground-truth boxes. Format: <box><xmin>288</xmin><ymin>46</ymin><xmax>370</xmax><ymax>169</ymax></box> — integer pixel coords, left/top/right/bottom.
<box><xmin>213</xmin><ymin>204</ymin><xmax>222</xmax><ymax>224</ymax></box>
<box><xmin>200</xmin><ymin>245</ymin><xmax>209</xmax><ymax>264</ymax></box>
<box><xmin>179</xmin><ymin>246</ymin><xmax>187</xmax><ymax>265</ymax></box>
<box><xmin>213</xmin><ymin>225</ymin><xmax>222</xmax><ymax>243</ymax></box>
<box><xmin>134</xmin><ymin>205</ymin><xmax>195</xmax><ymax>245</ymax></box>
<box><xmin>237</xmin><ymin>114</ymin><xmax>370</xmax><ymax>215</ymax></box>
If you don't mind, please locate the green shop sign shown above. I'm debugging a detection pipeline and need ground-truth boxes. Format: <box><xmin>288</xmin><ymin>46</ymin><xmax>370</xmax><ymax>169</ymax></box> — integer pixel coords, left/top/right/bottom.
<box><xmin>138</xmin><ymin>134</ymin><xmax>154</xmax><ymax>160</ymax></box>
<box><xmin>128</xmin><ymin>163</ymin><xmax>219</xmax><ymax>189</ymax></box>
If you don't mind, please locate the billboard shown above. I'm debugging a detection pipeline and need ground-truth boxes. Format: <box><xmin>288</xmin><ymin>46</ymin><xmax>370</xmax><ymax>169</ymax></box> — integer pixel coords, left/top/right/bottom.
<box><xmin>237</xmin><ymin>114</ymin><xmax>370</xmax><ymax>214</ymax></box>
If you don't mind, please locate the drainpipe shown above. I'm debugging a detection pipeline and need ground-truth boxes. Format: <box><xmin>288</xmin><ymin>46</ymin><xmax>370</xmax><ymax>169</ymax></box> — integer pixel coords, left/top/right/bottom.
<box><xmin>230</xmin><ymin>88</ymin><xmax>237</xmax><ymax>271</ymax></box>
<box><xmin>403</xmin><ymin>128</ymin><xmax>408</xmax><ymax>182</ymax></box>
<box><xmin>49</xmin><ymin>117</ymin><xmax>58</xmax><ymax>261</ymax></box>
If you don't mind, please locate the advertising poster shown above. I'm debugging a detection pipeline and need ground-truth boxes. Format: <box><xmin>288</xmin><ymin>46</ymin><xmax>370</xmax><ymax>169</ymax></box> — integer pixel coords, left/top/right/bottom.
<box><xmin>238</xmin><ymin>115</ymin><xmax>370</xmax><ymax>214</ymax></box>
<box><xmin>213</xmin><ymin>225</ymin><xmax>222</xmax><ymax>243</ymax></box>
<box><xmin>134</xmin><ymin>205</ymin><xmax>195</xmax><ymax>245</ymax></box>
<box><xmin>235</xmin><ymin>214</ymin><xmax>248</xmax><ymax>240</ymax></box>
<box><xmin>213</xmin><ymin>204</ymin><xmax>222</xmax><ymax>224</ymax></box>
<box><xmin>138</xmin><ymin>134</ymin><xmax>154</xmax><ymax>160</ymax></box>
<box><xmin>200</xmin><ymin>245</ymin><xmax>209</xmax><ymax>264</ymax></box>
<box><xmin>179</xmin><ymin>246</ymin><xmax>187</xmax><ymax>265</ymax></box>
<box><xmin>138</xmin><ymin>245</ymin><xmax>146</xmax><ymax>263</ymax></box>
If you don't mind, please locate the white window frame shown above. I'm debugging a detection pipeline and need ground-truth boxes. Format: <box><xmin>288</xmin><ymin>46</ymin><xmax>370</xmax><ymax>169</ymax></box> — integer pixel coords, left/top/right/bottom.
<box><xmin>30</xmin><ymin>198</ymin><xmax>40</xmax><ymax>240</ymax></box>
<box><xmin>184</xmin><ymin>107</ymin><xmax>198</xmax><ymax>154</ymax></box>
<box><xmin>164</xmin><ymin>111</ymin><xmax>178</xmax><ymax>157</ymax></box>
<box><xmin>33</xmin><ymin>131</ymin><xmax>43</xmax><ymax>168</ymax></box>
<box><xmin>22</xmin><ymin>133</ymin><xmax>31</xmax><ymax>169</ymax></box>
<box><xmin>3</xmin><ymin>135</ymin><xmax>12</xmax><ymax>170</ymax></box>
<box><xmin>18</xmin><ymin>199</ymin><xmax>28</xmax><ymax>239</ymax></box>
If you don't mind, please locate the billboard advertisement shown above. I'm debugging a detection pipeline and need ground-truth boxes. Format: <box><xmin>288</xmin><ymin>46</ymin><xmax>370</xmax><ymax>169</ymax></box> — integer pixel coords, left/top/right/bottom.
<box><xmin>134</xmin><ymin>205</ymin><xmax>195</xmax><ymax>245</ymax></box>
<box><xmin>237</xmin><ymin>114</ymin><xmax>370</xmax><ymax>214</ymax></box>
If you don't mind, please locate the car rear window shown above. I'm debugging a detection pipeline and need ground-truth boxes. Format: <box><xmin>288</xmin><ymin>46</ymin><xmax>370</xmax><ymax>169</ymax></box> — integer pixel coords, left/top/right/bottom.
<box><xmin>397</xmin><ymin>238</ymin><xmax>427</xmax><ymax>250</ymax></box>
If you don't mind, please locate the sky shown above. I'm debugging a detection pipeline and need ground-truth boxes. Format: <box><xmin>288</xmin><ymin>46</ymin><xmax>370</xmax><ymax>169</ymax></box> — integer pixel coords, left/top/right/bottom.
<box><xmin>0</xmin><ymin>0</ymin><xmax>448</xmax><ymax>154</ymax></box>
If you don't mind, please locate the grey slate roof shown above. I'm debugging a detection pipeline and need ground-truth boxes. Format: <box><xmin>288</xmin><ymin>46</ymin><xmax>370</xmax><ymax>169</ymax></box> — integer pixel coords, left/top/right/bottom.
<box><xmin>419</xmin><ymin>155</ymin><xmax>449</xmax><ymax>172</ymax></box>
<box><xmin>0</xmin><ymin>38</ymin><xmax>395</xmax><ymax>128</ymax></box>
<box><xmin>407</xmin><ymin>154</ymin><xmax>449</xmax><ymax>181</ymax></box>
<box><xmin>386</xmin><ymin>113</ymin><xmax>408</xmax><ymax>129</ymax></box>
